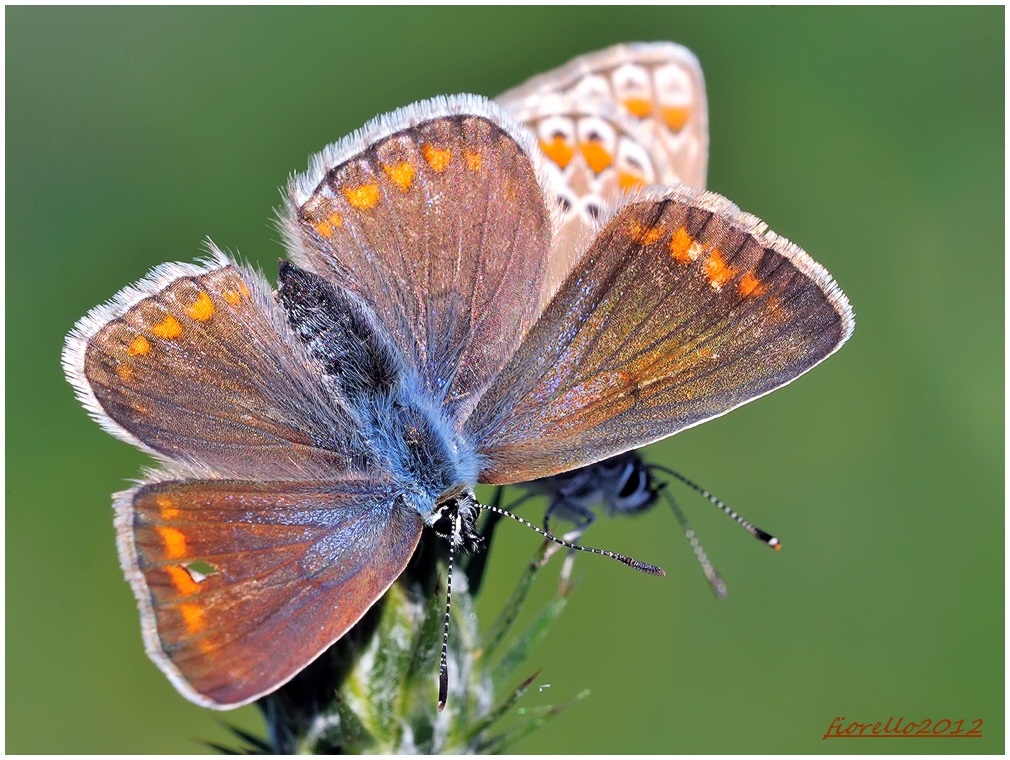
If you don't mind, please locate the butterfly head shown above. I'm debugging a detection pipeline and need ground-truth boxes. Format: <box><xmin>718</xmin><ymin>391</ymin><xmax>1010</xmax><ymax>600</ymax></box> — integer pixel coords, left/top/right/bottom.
<box><xmin>428</xmin><ymin>488</ymin><xmax>483</xmax><ymax>554</ymax></box>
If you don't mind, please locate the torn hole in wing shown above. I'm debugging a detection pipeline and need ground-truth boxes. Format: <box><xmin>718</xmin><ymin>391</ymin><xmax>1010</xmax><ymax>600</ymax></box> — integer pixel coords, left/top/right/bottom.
<box><xmin>185</xmin><ymin>561</ymin><xmax>219</xmax><ymax>582</ymax></box>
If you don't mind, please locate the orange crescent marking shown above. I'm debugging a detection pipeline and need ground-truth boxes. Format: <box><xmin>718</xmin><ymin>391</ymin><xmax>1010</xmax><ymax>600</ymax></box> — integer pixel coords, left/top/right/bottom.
<box><xmin>706</xmin><ymin>249</ymin><xmax>737</xmax><ymax>290</ymax></box>
<box><xmin>670</xmin><ymin>227</ymin><xmax>700</xmax><ymax>263</ymax></box>
<box><xmin>186</xmin><ymin>292</ymin><xmax>215</xmax><ymax>321</ymax></box>
<box><xmin>623</xmin><ymin>97</ymin><xmax>653</xmax><ymax>118</ymax></box>
<box><xmin>627</xmin><ymin>221</ymin><xmax>666</xmax><ymax>246</ymax></box>
<box><xmin>618</xmin><ymin>170</ymin><xmax>645</xmax><ymax>193</ymax></box>
<box><xmin>156</xmin><ymin>495</ymin><xmax>180</xmax><ymax>520</ymax></box>
<box><xmin>127</xmin><ymin>335</ymin><xmax>150</xmax><ymax>356</ymax></box>
<box><xmin>151</xmin><ymin>315</ymin><xmax>182</xmax><ymax>340</ymax></box>
<box><xmin>156</xmin><ymin>526</ymin><xmax>189</xmax><ymax>559</ymax></box>
<box><xmin>738</xmin><ymin>271</ymin><xmax>768</xmax><ymax>298</ymax></box>
<box><xmin>464</xmin><ymin>151</ymin><xmax>482</xmax><ymax>171</ymax></box>
<box><xmin>343</xmin><ymin>184</ymin><xmax>380</xmax><ymax>209</ymax></box>
<box><xmin>580</xmin><ymin>140</ymin><xmax>613</xmax><ymax>174</ymax></box>
<box><xmin>166</xmin><ymin>565</ymin><xmax>200</xmax><ymax>596</ymax></box>
<box><xmin>540</xmin><ymin>135</ymin><xmax>574</xmax><ymax>169</ymax></box>
<box><xmin>116</xmin><ymin>364</ymin><xmax>133</xmax><ymax>381</ymax></box>
<box><xmin>179</xmin><ymin>603</ymin><xmax>204</xmax><ymax>633</ymax></box>
<box><xmin>223</xmin><ymin>289</ymin><xmax>242</xmax><ymax>305</ymax></box>
<box><xmin>660</xmin><ymin>106</ymin><xmax>690</xmax><ymax>132</ymax></box>
<box><xmin>422</xmin><ymin>144</ymin><xmax>452</xmax><ymax>172</ymax></box>
<box><xmin>384</xmin><ymin>161</ymin><xmax>416</xmax><ymax>190</ymax></box>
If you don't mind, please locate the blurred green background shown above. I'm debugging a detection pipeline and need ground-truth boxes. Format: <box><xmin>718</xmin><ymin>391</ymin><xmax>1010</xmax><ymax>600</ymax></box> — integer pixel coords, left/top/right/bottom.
<box><xmin>7</xmin><ymin>6</ymin><xmax>1003</xmax><ymax>754</ymax></box>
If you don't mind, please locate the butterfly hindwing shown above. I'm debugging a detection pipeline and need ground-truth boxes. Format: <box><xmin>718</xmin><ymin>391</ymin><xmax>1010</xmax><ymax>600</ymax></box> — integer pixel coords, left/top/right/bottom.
<box><xmin>497</xmin><ymin>42</ymin><xmax>709</xmax><ymax>309</ymax></box>
<box><xmin>466</xmin><ymin>186</ymin><xmax>855</xmax><ymax>484</ymax></box>
<box><xmin>62</xmin><ymin>252</ymin><xmax>357</xmax><ymax>480</ymax></box>
<box><xmin>118</xmin><ymin>476</ymin><xmax>423</xmax><ymax>708</ymax></box>
<box><xmin>282</xmin><ymin>95</ymin><xmax>555</xmax><ymax>417</ymax></box>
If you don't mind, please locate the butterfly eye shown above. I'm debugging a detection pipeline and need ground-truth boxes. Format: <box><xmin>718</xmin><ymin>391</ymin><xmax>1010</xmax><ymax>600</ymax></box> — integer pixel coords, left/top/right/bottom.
<box><xmin>618</xmin><ymin>467</ymin><xmax>644</xmax><ymax>499</ymax></box>
<box><xmin>431</xmin><ymin>504</ymin><xmax>456</xmax><ymax>537</ymax></box>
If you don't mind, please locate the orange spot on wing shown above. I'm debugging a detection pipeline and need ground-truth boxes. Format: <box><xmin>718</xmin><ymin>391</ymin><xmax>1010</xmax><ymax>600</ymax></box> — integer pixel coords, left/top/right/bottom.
<box><xmin>127</xmin><ymin>335</ymin><xmax>150</xmax><ymax>356</ymax></box>
<box><xmin>156</xmin><ymin>495</ymin><xmax>180</xmax><ymax>520</ymax></box>
<box><xmin>151</xmin><ymin>315</ymin><xmax>182</xmax><ymax>340</ymax></box>
<box><xmin>166</xmin><ymin>565</ymin><xmax>200</xmax><ymax>596</ymax></box>
<box><xmin>179</xmin><ymin>602</ymin><xmax>204</xmax><ymax>633</ymax></box>
<box><xmin>670</xmin><ymin>227</ymin><xmax>700</xmax><ymax>263</ymax></box>
<box><xmin>223</xmin><ymin>289</ymin><xmax>242</xmax><ymax>305</ymax></box>
<box><xmin>706</xmin><ymin>249</ymin><xmax>737</xmax><ymax>290</ymax></box>
<box><xmin>116</xmin><ymin>364</ymin><xmax>133</xmax><ymax>381</ymax></box>
<box><xmin>628</xmin><ymin>221</ymin><xmax>666</xmax><ymax>246</ymax></box>
<box><xmin>618</xmin><ymin>170</ymin><xmax>645</xmax><ymax>193</ymax></box>
<box><xmin>660</xmin><ymin>106</ymin><xmax>690</xmax><ymax>132</ymax></box>
<box><xmin>464</xmin><ymin>151</ymin><xmax>482</xmax><ymax>171</ymax></box>
<box><xmin>540</xmin><ymin>135</ymin><xmax>574</xmax><ymax>169</ymax></box>
<box><xmin>384</xmin><ymin>161</ymin><xmax>416</xmax><ymax>191</ymax></box>
<box><xmin>422</xmin><ymin>144</ymin><xmax>452</xmax><ymax>172</ymax></box>
<box><xmin>343</xmin><ymin>183</ymin><xmax>380</xmax><ymax>210</ymax></box>
<box><xmin>623</xmin><ymin>97</ymin><xmax>653</xmax><ymax>118</ymax></box>
<box><xmin>738</xmin><ymin>271</ymin><xmax>768</xmax><ymax>298</ymax></box>
<box><xmin>580</xmin><ymin>140</ymin><xmax>613</xmax><ymax>174</ymax></box>
<box><xmin>157</xmin><ymin>526</ymin><xmax>189</xmax><ymax>559</ymax></box>
<box><xmin>239</xmin><ymin>282</ymin><xmax>250</xmax><ymax>298</ymax></box>
<box><xmin>186</xmin><ymin>292</ymin><xmax>215</xmax><ymax>321</ymax></box>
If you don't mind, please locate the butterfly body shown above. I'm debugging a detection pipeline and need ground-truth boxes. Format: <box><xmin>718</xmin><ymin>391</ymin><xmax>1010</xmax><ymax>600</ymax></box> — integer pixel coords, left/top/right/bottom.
<box><xmin>527</xmin><ymin>451</ymin><xmax>657</xmax><ymax>533</ymax></box>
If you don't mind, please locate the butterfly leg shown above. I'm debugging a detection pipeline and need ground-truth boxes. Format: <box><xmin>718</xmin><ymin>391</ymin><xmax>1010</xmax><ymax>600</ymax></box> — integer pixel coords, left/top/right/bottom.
<box><xmin>540</xmin><ymin>498</ymin><xmax>597</xmax><ymax>591</ymax></box>
<box><xmin>463</xmin><ymin>485</ymin><xmax>507</xmax><ymax>596</ymax></box>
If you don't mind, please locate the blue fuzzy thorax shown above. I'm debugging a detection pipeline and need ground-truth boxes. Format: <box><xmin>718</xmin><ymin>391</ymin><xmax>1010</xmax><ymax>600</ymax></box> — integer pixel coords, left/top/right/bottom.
<box><xmin>276</xmin><ymin>260</ymin><xmax>479</xmax><ymax>519</ymax></box>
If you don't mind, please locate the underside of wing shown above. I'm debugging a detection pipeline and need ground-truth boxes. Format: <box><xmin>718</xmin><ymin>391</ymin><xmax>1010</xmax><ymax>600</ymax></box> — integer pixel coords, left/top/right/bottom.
<box><xmin>466</xmin><ymin>186</ymin><xmax>854</xmax><ymax>484</ymax></box>
<box><xmin>497</xmin><ymin>42</ymin><xmax>710</xmax><ymax>310</ymax></box>
<box><xmin>117</xmin><ymin>476</ymin><xmax>423</xmax><ymax>708</ymax></box>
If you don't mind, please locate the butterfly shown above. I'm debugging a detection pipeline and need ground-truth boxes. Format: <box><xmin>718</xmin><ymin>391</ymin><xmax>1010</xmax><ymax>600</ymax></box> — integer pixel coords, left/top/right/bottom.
<box><xmin>495</xmin><ymin>43</ymin><xmax>782</xmax><ymax>596</ymax></box>
<box><xmin>62</xmin><ymin>65</ymin><xmax>853</xmax><ymax>714</ymax></box>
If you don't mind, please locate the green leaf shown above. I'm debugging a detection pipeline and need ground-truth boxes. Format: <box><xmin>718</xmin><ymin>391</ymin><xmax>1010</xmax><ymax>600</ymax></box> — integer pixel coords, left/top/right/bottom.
<box><xmin>491</xmin><ymin>595</ymin><xmax>569</xmax><ymax>684</ymax></box>
<box><xmin>477</xmin><ymin>689</ymin><xmax>591</xmax><ymax>754</ymax></box>
<box><xmin>464</xmin><ymin>670</ymin><xmax>540</xmax><ymax>742</ymax></box>
<box><xmin>480</xmin><ymin>539</ymin><xmax>552</xmax><ymax>664</ymax></box>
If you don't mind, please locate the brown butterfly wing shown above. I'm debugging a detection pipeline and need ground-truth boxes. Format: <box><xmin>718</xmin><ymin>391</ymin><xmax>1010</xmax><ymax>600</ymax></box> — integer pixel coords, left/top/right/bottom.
<box><xmin>62</xmin><ymin>252</ymin><xmax>356</xmax><ymax>479</ymax></box>
<box><xmin>466</xmin><ymin>187</ymin><xmax>854</xmax><ymax>484</ymax></box>
<box><xmin>118</xmin><ymin>476</ymin><xmax>422</xmax><ymax>708</ymax></box>
<box><xmin>281</xmin><ymin>97</ymin><xmax>554</xmax><ymax>416</ymax></box>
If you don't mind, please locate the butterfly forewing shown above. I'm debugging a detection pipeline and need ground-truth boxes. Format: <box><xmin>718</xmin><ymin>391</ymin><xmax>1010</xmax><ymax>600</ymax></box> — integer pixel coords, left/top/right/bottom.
<box><xmin>119</xmin><ymin>477</ymin><xmax>422</xmax><ymax>708</ymax></box>
<box><xmin>63</xmin><ymin>253</ymin><xmax>357</xmax><ymax>480</ymax></box>
<box><xmin>282</xmin><ymin>96</ymin><xmax>554</xmax><ymax>416</ymax></box>
<box><xmin>497</xmin><ymin>42</ymin><xmax>709</xmax><ymax>309</ymax></box>
<box><xmin>466</xmin><ymin>186</ymin><xmax>854</xmax><ymax>484</ymax></box>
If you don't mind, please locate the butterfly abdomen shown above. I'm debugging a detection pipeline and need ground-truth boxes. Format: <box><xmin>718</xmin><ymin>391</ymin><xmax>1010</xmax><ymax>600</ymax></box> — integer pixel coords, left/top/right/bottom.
<box><xmin>277</xmin><ymin>261</ymin><xmax>403</xmax><ymax>403</ymax></box>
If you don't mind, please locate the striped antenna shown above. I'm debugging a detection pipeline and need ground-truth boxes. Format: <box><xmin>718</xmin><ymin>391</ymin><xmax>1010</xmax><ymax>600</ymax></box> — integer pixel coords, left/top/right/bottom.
<box><xmin>648</xmin><ymin>464</ymin><xmax>781</xmax><ymax>549</ymax></box>
<box><xmin>479</xmin><ymin>502</ymin><xmax>665</xmax><ymax>576</ymax></box>
<box><xmin>436</xmin><ymin>511</ymin><xmax>457</xmax><ymax>712</ymax></box>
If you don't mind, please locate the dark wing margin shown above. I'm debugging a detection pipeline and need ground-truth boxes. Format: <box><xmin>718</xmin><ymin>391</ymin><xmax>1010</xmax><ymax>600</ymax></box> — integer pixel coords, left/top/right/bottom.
<box><xmin>279</xmin><ymin>95</ymin><xmax>557</xmax><ymax>419</ymax></box>
<box><xmin>465</xmin><ymin>185</ymin><xmax>855</xmax><ymax>484</ymax></box>
<box><xmin>61</xmin><ymin>248</ymin><xmax>359</xmax><ymax>480</ymax></box>
<box><xmin>116</xmin><ymin>475</ymin><xmax>423</xmax><ymax>709</ymax></box>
